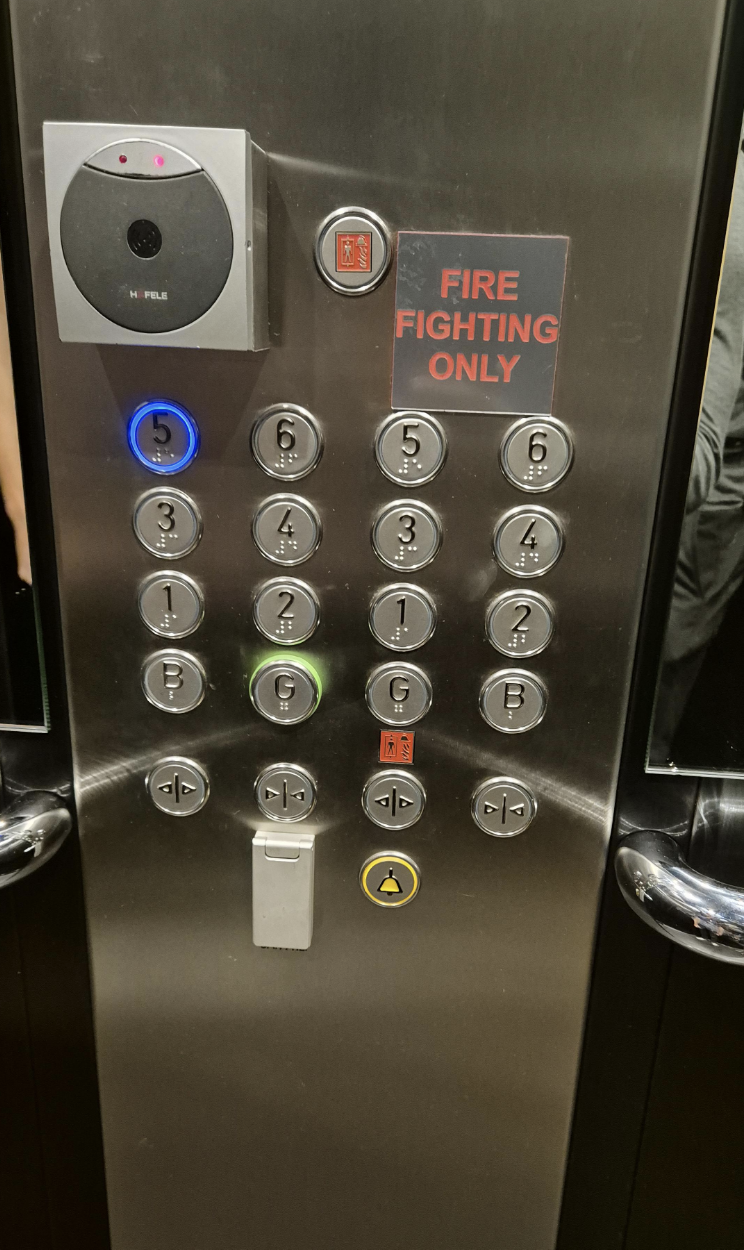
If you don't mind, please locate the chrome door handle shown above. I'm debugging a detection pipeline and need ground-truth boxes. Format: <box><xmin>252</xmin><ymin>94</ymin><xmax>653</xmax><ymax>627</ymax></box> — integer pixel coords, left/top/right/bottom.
<box><xmin>615</xmin><ymin>829</ymin><xmax>744</xmax><ymax>964</ymax></box>
<box><xmin>0</xmin><ymin>791</ymin><xmax>72</xmax><ymax>888</ymax></box>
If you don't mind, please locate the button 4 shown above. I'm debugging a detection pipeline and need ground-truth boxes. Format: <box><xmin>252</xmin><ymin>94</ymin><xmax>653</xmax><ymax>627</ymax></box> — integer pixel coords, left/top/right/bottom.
<box><xmin>253</xmin><ymin>494</ymin><xmax>321</xmax><ymax>565</ymax></box>
<box><xmin>493</xmin><ymin>505</ymin><xmax>563</xmax><ymax>577</ymax></box>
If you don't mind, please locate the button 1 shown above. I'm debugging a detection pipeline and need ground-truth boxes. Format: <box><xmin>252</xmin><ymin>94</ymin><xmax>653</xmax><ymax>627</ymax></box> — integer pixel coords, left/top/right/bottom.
<box><xmin>493</xmin><ymin>506</ymin><xmax>563</xmax><ymax>577</ymax></box>
<box><xmin>250</xmin><ymin>659</ymin><xmax>321</xmax><ymax>725</ymax></box>
<box><xmin>142</xmin><ymin>649</ymin><xmax>206</xmax><ymax>714</ymax></box>
<box><xmin>480</xmin><ymin>669</ymin><xmax>547</xmax><ymax>733</ymax></box>
<box><xmin>486</xmin><ymin>589</ymin><xmax>554</xmax><ymax>658</ymax></box>
<box><xmin>362</xmin><ymin>771</ymin><xmax>426</xmax><ymax>830</ymax></box>
<box><xmin>133</xmin><ymin>488</ymin><xmax>202</xmax><ymax>560</ymax></box>
<box><xmin>138</xmin><ymin>571</ymin><xmax>204</xmax><ymax>639</ymax></box>
<box><xmin>251</xmin><ymin>405</ymin><xmax>323</xmax><ymax>481</ymax></box>
<box><xmin>315</xmin><ymin>207</ymin><xmax>392</xmax><ymax>295</ymax></box>
<box><xmin>500</xmin><ymin>418</ymin><xmax>573</xmax><ymax>493</ymax></box>
<box><xmin>369</xmin><ymin>584</ymin><xmax>436</xmax><ymax>651</ymax></box>
<box><xmin>372</xmin><ymin>500</ymin><xmax>442</xmax><ymax>571</ymax></box>
<box><xmin>148</xmin><ymin>756</ymin><xmax>209</xmax><ymax>816</ymax></box>
<box><xmin>255</xmin><ymin>763</ymin><xmax>317</xmax><ymax>821</ymax></box>
<box><xmin>375</xmin><ymin>412</ymin><xmax>447</xmax><ymax>487</ymax></box>
<box><xmin>253</xmin><ymin>578</ymin><xmax>320</xmax><ymax>645</ymax></box>
<box><xmin>128</xmin><ymin>399</ymin><xmax>199</xmax><ymax>475</ymax></box>
<box><xmin>253</xmin><ymin>495</ymin><xmax>321</xmax><ymax>565</ymax></box>
<box><xmin>471</xmin><ymin>777</ymin><xmax>536</xmax><ymax>837</ymax></box>
<box><xmin>360</xmin><ymin>851</ymin><xmax>421</xmax><ymax>906</ymax></box>
<box><xmin>366</xmin><ymin>662</ymin><xmax>432</xmax><ymax>726</ymax></box>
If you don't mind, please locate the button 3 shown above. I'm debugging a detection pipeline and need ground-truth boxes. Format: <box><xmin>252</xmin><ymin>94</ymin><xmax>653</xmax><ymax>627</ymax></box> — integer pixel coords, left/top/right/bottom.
<box><xmin>372</xmin><ymin>500</ymin><xmax>442</xmax><ymax>571</ymax></box>
<box><xmin>493</xmin><ymin>506</ymin><xmax>563</xmax><ymax>577</ymax></box>
<box><xmin>369</xmin><ymin>584</ymin><xmax>436</xmax><ymax>651</ymax></box>
<box><xmin>251</xmin><ymin>405</ymin><xmax>323</xmax><ymax>481</ymax></box>
<box><xmin>142</xmin><ymin>649</ymin><xmax>206</xmax><ymax>714</ymax></box>
<box><xmin>360</xmin><ymin>851</ymin><xmax>421</xmax><ymax>906</ymax></box>
<box><xmin>315</xmin><ymin>206</ymin><xmax>392</xmax><ymax>295</ymax></box>
<box><xmin>253</xmin><ymin>495</ymin><xmax>321</xmax><ymax>565</ymax></box>
<box><xmin>253</xmin><ymin>578</ymin><xmax>320</xmax><ymax>645</ymax></box>
<box><xmin>366</xmin><ymin>662</ymin><xmax>432</xmax><ymax>726</ymax></box>
<box><xmin>471</xmin><ymin>777</ymin><xmax>536</xmax><ymax>837</ymax></box>
<box><xmin>362</xmin><ymin>771</ymin><xmax>426</xmax><ymax>830</ymax></box>
<box><xmin>375</xmin><ymin>412</ymin><xmax>447</xmax><ymax>487</ymax></box>
<box><xmin>133</xmin><ymin>488</ymin><xmax>202</xmax><ymax>559</ymax></box>
<box><xmin>479</xmin><ymin>669</ymin><xmax>547</xmax><ymax>733</ymax></box>
<box><xmin>138</xmin><ymin>571</ymin><xmax>204</xmax><ymax>639</ymax></box>
<box><xmin>255</xmin><ymin>763</ymin><xmax>317</xmax><ymax>822</ymax></box>
<box><xmin>500</xmin><ymin>417</ymin><xmax>573</xmax><ymax>492</ymax></box>
<box><xmin>250</xmin><ymin>659</ymin><xmax>321</xmax><ymax>725</ymax></box>
<box><xmin>486</xmin><ymin>589</ymin><xmax>554</xmax><ymax>658</ymax></box>
<box><xmin>128</xmin><ymin>399</ymin><xmax>199</xmax><ymax>475</ymax></box>
<box><xmin>148</xmin><ymin>756</ymin><xmax>209</xmax><ymax>816</ymax></box>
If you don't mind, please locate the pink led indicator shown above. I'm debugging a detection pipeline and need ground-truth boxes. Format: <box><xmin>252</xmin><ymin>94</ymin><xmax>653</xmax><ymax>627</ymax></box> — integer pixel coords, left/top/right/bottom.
<box><xmin>153</xmin><ymin>154</ymin><xmax>165</xmax><ymax>168</ymax></box>
<box><xmin>118</xmin><ymin>154</ymin><xmax>127</xmax><ymax>164</ymax></box>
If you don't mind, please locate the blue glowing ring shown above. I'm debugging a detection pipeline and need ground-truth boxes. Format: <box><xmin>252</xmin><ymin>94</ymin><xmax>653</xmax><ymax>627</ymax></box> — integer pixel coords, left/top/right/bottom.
<box><xmin>127</xmin><ymin>400</ymin><xmax>200</xmax><ymax>475</ymax></box>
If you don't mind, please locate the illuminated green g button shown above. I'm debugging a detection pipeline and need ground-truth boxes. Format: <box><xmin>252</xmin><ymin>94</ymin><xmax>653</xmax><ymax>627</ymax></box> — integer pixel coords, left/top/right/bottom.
<box><xmin>249</xmin><ymin>658</ymin><xmax>321</xmax><ymax>725</ymax></box>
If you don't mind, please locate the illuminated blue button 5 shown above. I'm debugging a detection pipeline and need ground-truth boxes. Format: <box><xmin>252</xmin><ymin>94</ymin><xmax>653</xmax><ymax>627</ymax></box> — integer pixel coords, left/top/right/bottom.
<box><xmin>128</xmin><ymin>400</ymin><xmax>199</xmax><ymax>475</ymax></box>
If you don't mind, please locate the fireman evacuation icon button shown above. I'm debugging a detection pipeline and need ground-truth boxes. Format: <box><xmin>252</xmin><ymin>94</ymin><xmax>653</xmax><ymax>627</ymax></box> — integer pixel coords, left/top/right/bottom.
<box><xmin>315</xmin><ymin>207</ymin><xmax>392</xmax><ymax>295</ymax></box>
<box><xmin>360</xmin><ymin>853</ymin><xmax>421</xmax><ymax>908</ymax></box>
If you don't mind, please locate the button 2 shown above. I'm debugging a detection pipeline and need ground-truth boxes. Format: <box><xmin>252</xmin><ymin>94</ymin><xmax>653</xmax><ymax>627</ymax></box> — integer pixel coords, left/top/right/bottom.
<box><xmin>375</xmin><ymin>413</ymin><xmax>447</xmax><ymax>487</ymax></box>
<box><xmin>366</xmin><ymin>663</ymin><xmax>432</xmax><ymax>726</ymax></box>
<box><xmin>493</xmin><ymin>506</ymin><xmax>563</xmax><ymax>577</ymax></box>
<box><xmin>253</xmin><ymin>495</ymin><xmax>322</xmax><ymax>565</ymax></box>
<box><xmin>479</xmin><ymin>669</ymin><xmax>547</xmax><ymax>733</ymax></box>
<box><xmin>255</xmin><ymin>764</ymin><xmax>317</xmax><ymax>822</ymax></box>
<box><xmin>250</xmin><ymin>659</ymin><xmax>321</xmax><ymax>725</ymax></box>
<box><xmin>253</xmin><ymin>578</ymin><xmax>320</xmax><ymax>645</ymax></box>
<box><xmin>499</xmin><ymin>417</ymin><xmax>573</xmax><ymax>492</ymax></box>
<box><xmin>133</xmin><ymin>488</ymin><xmax>202</xmax><ymax>560</ymax></box>
<box><xmin>359</xmin><ymin>852</ymin><xmax>421</xmax><ymax>906</ymax></box>
<box><xmin>138</xmin><ymin>571</ymin><xmax>204</xmax><ymax>638</ymax></box>
<box><xmin>148</xmin><ymin>757</ymin><xmax>209</xmax><ymax>816</ymax></box>
<box><xmin>471</xmin><ymin>777</ymin><xmax>536</xmax><ymax>837</ymax></box>
<box><xmin>251</xmin><ymin>405</ymin><xmax>323</xmax><ymax>481</ymax></box>
<box><xmin>142</xmin><ymin>649</ymin><xmax>206</xmax><ymax>714</ymax></box>
<box><xmin>362</xmin><ymin>771</ymin><xmax>426</xmax><ymax>830</ymax></box>
<box><xmin>128</xmin><ymin>399</ymin><xmax>199</xmax><ymax>475</ymax></box>
<box><xmin>369</xmin><ymin>584</ymin><xmax>436</xmax><ymax>651</ymax></box>
<box><xmin>372</xmin><ymin>500</ymin><xmax>442</xmax><ymax>571</ymax></box>
<box><xmin>486</xmin><ymin>589</ymin><xmax>554</xmax><ymax>658</ymax></box>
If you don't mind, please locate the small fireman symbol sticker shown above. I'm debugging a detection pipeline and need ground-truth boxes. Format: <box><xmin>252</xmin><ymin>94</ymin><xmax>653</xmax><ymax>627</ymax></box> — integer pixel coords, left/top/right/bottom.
<box><xmin>379</xmin><ymin>730</ymin><xmax>414</xmax><ymax>765</ymax></box>
<box><xmin>336</xmin><ymin>231</ymin><xmax>372</xmax><ymax>273</ymax></box>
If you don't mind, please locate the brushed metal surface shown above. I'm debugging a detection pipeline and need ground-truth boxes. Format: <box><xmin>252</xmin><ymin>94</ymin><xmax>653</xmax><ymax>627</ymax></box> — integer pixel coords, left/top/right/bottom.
<box><xmin>9</xmin><ymin>1</ymin><xmax>725</xmax><ymax>1247</ymax></box>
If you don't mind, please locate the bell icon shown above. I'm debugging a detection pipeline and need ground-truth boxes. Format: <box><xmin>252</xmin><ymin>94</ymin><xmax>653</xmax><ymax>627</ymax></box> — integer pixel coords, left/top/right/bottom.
<box><xmin>378</xmin><ymin>868</ymin><xmax>403</xmax><ymax>896</ymax></box>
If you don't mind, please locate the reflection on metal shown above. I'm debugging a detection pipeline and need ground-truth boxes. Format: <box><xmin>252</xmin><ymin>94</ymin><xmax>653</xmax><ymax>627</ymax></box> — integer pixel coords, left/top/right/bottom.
<box><xmin>0</xmin><ymin>791</ymin><xmax>71</xmax><ymax>886</ymax></box>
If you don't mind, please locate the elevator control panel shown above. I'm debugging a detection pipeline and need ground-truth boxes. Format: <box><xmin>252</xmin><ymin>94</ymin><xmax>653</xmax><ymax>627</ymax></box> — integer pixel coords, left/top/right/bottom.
<box><xmin>43</xmin><ymin>122</ymin><xmax>268</xmax><ymax>350</ymax></box>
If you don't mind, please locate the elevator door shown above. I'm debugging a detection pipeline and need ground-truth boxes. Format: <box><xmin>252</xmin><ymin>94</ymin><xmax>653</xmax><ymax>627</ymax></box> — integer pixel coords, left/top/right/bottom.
<box><xmin>9</xmin><ymin>2</ymin><xmax>727</xmax><ymax>1248</ymax></box>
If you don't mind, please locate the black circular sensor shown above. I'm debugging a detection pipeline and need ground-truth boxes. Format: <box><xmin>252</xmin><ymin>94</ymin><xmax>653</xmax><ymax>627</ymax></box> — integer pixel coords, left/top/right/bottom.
<box><xmin>127</xmin><ymin>218</ymin><xmax>162</xmax><ymax>259</ymax></box>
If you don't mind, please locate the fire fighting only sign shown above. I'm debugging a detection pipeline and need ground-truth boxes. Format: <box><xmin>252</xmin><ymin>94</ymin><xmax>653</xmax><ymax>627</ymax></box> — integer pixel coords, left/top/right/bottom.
<box><xmin>392</xmin><ymin>232</ymin><xmax>568</xmax><ymax>416</ymax></box>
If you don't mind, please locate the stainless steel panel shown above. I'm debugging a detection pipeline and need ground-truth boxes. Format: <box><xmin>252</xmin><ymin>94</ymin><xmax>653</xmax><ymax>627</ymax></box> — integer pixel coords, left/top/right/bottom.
<box><xmin>9</xmin><ymin>1</ymin><xmax>725</xmax><ymax>1248</ymax></box>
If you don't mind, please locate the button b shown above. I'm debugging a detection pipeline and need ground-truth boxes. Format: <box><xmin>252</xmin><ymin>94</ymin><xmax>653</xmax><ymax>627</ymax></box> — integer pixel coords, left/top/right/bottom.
<box><xmin>142</xmin><ymin>650</ymin><xmax>206</xmax><ymax>714</ymax></box>
<box><xmin>479</xmin><ymin>669</ymin><xmax>547</xmax><ymax>733</ymax></box>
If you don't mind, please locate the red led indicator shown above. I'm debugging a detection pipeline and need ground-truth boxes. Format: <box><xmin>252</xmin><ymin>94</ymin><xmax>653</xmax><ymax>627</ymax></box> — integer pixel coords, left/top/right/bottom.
<box><xmin>118</xmin><ymin>154</ymin><xmax>127</xmax><ymax>164</ymax></box>
<box><xmin>154</xmin><ymin>154</ymin><xmax>165</xmax><ymax>168</ymax></box>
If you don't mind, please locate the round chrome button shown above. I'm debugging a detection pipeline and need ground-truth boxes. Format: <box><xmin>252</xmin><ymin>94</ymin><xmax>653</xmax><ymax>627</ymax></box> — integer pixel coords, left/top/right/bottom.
<box><xmin>255</xmin><ymin>763</ymin><xmax>317</xmax><ymax>822</ymax></box>
<box><xmin>251</xmin><ymin>405</ymin><xmax>323</xmax><ymax>481</ymax></box>
<box><xmin>147</xmin><ymin>756</ymin><xmax>209</xmax><ymax>816</ymax></box>
<box><xmin>479</xmin><ymin>669</ymin><xmax>547</xmax><ymax>734</ymax></box>
<box><xmin>362</xmin><ymin>771</ymin><xmax>426</xmax><ymax>830</ymax></box>
<box><xmin>360</xmin><ymin>851</ymin><xmax>421</xmax><ymax>906</ymax></box>
<box><xmin>486</xmin><ymin>589</ymin><xmax>554</xmax><ymax>658</ymax></box>
<box><xmin>372</xmin><ymin>500</ymin><xmax>442</xmax><ymax>571</ymax></box>
<box><xmin>375</xmin><ymin>412</ymin><xmax>447</xmax><ymax>487</ymax></box>
<box><xmin>253</xmin><ymin>495</ymin><xmax>321</xmax><ymax>566</ymax></box>
<box><xmin>250</xmin><ymin>660</ymin><xmax>320</xmax><ymax>725</ymax></box>
<box><xmin>472</xmin><ymin>777</ymin><xmax>537</xmax><ymax>837</ymax></box>
<box><xmin>133</xmin><ymin>488</ymin><xmax>202</xmax><ymax>560</ymax></box>
<box><xmin>369</xmin><ymin>584</ymin><xmax>436</xmax><ymax>651</ymax></box>
<box><xmin>493</xmin><ymin>506</ymin><xmax>563</xmax><ymax>578</ymax></box>
<box><xmin>315</xmin><ymin>206</ymin><xmax>392</xmax><ymax>295</ymax></box>
<box><xmin>366</xmin><ymin>662</ymin><xmax>432</xmax><ymax>726</ymax></box>
<box><xmin>128</xmin><ymin>399</ymin><xmax>199</xmax><ymax>475</ymax></box>
<box><xmin>138</xmin><ymin>571</ymin><xmax>204</xmax><ymax>639</ymax></box>
<box><xmin>142</xmin><ymin>649</ymin><xmax>206</xmax><ymax>714</ymax></box>
<box><xmin>253</xmin><ymin>578</ymin><xmax>320</xmax><ymax>645</ymax></box>
<box><xmin>500</xmin><ymin>418</ymin><xmax>573</xmax><ymax>493</ymax></box>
